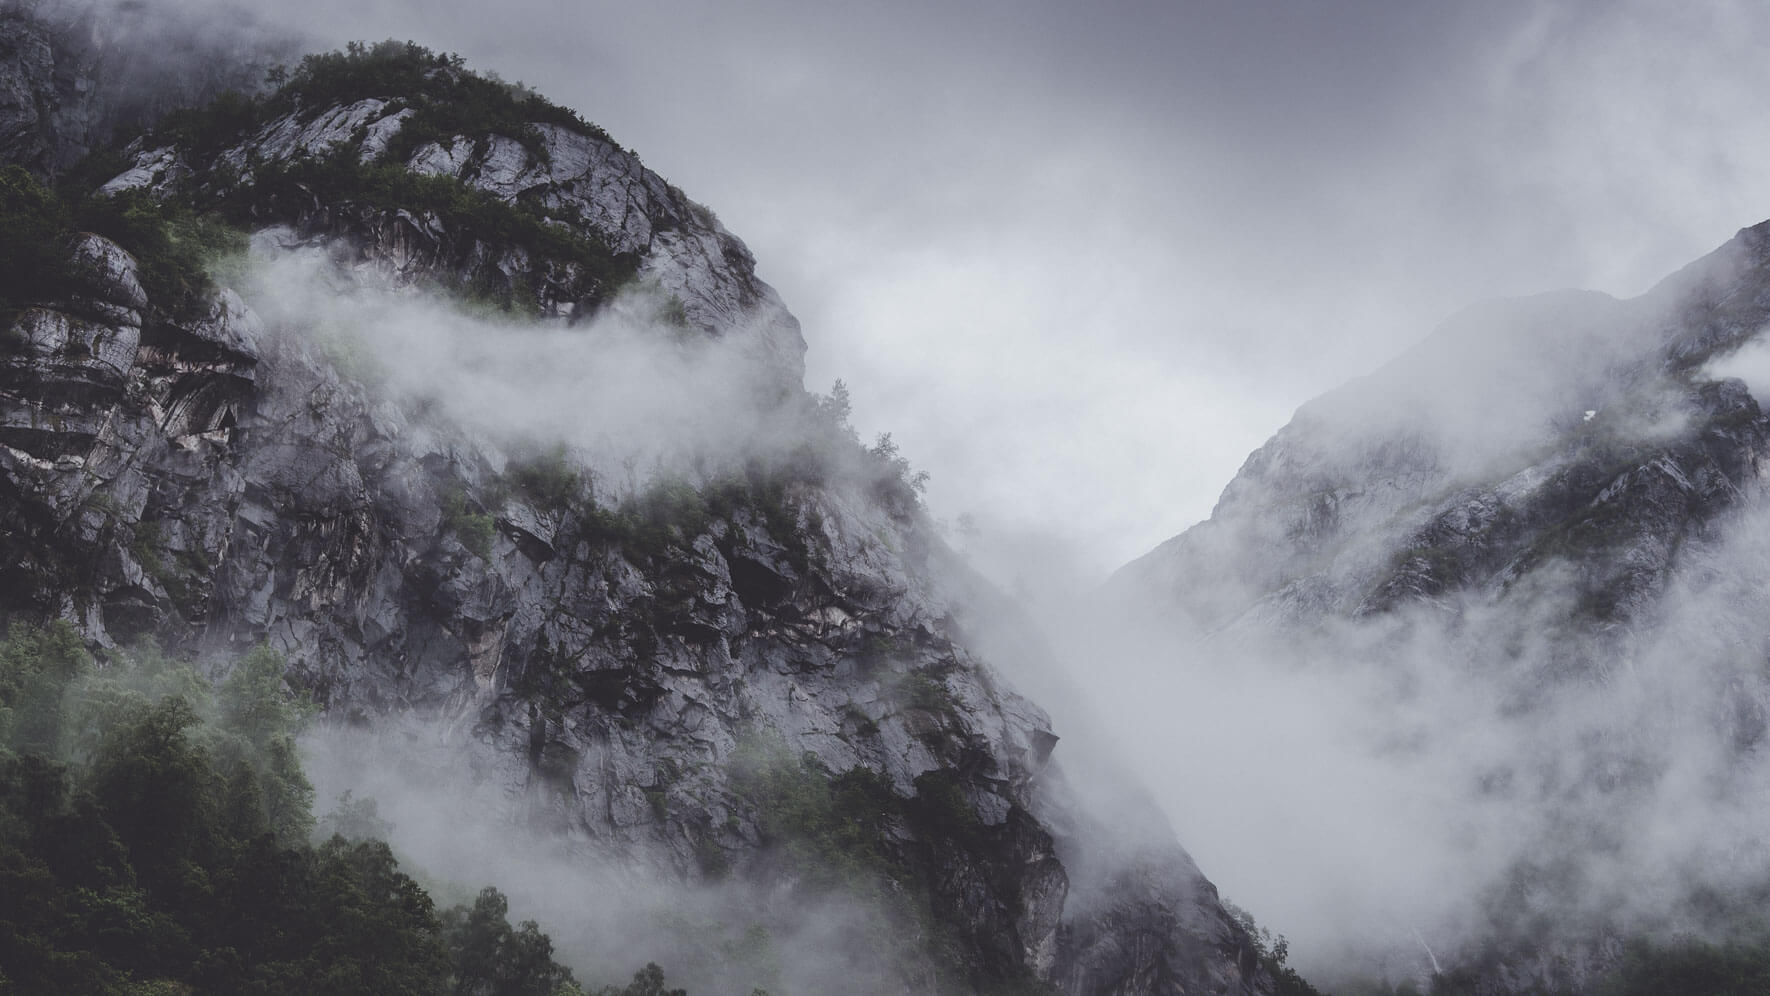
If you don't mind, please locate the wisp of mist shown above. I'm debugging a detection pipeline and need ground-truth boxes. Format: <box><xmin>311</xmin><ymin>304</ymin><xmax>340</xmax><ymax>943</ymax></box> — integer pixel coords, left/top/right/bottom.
<box><xmin>1031</xmin><ymin>317</ymin><xmax>1770</xmax><ymax>986</ymax></box>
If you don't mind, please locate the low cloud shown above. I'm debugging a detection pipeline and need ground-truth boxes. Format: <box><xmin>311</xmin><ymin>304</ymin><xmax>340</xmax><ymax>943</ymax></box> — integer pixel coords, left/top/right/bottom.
<box><xmin>236</xmin><ymin>240</ymin><xmax>825</xmax><ymax>501</ymax></box>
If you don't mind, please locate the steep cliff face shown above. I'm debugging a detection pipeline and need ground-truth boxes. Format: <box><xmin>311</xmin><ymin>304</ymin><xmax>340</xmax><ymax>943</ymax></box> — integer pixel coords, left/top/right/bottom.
<box><xmin>0</xmin><ymin>28</ymin><xmax>1273</xmax><ymax>996</ymax></box>
<box><xmin>1114</xmin><ymin>221</ymin><xmax>1770</xmax><ymax>990</ymax></box>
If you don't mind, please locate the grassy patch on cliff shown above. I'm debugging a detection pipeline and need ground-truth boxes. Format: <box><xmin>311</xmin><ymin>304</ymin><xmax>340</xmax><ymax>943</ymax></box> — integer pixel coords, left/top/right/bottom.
<box><xmin>441</xmin><ymin>486</ymin><xmax>498</xmax><ymax>560</ymax></box>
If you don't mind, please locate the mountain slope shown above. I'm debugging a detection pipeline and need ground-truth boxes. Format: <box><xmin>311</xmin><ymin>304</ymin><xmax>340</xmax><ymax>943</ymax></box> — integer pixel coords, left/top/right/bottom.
<box><xmin>1114</xmin><ymin>220</ymin><xmax>1770</xmax><ymax>990</ymax></box>
<box><xmin>1120</xmin><ymin>228</ymin><xmax>1770</xmax><ymax>639</ymax></box>
<box><xmin>0</xmin><ymin>30</ymin><xmax>1276</xmax><ymax>996</ymax></box>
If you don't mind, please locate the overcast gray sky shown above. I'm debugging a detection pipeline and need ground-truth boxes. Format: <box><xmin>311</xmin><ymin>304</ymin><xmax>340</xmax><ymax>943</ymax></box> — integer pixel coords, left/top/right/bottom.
<box><xmin>202</xmin><ymin>0</ymin><xmax>1770</xmax><ymax>586</ymax></box>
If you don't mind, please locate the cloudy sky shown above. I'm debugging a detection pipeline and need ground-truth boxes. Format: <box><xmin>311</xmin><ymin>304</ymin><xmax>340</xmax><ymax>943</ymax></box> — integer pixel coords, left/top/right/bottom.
<box><xmin>186</xmin><ymin>0</ymin><xmax>1770</xmax><ymax>585</ymax></box>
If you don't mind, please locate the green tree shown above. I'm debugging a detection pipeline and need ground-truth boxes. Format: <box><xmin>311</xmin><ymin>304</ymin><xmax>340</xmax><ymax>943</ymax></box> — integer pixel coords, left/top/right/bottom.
<box><xmin>0</xmin><ymin>624</ymin><xmax>641</xmax><ymax>994</ymax></box>
<box><xmin>215</xmin><ymin>645</ymin><xmax>315</xmax><ymax>841</ymax></box>
<box><xmin>440</xmin><ymin>886</ymin><xmax>577</xmax><ymax>996</ymax></box>
<box><xmin>87</xmin><ymin>696</ymin><xmax>218</xmax><ymax>898</ymax></box>
<box><xmin>0</xmin><ymin>619</ymin><xmax>89</xmax><ymax>753</ymax></box>
<box><xmin>594</xmin><ymin>963</ymin><xmax>687</xmax><ymax>996</ymax></box>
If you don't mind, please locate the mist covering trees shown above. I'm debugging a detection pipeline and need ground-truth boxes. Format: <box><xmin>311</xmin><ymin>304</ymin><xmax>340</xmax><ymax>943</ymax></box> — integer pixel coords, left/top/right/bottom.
<box><xmin>0</xmin><ymin>622</ymin><xmax>685</xmax><ymax>996</ymax></box>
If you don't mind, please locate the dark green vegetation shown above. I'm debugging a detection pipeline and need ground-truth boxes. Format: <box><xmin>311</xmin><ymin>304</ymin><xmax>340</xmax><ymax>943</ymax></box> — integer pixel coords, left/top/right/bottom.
<box><xmin>0</xmin><ymin>621</ymin><xmax>684</xmax><ymax>995</ymax></box>
<box><xmin>0</xmin><ymin>164</ymin><xmax>243</xmax><ymax>332</ymax></box>
<box><xmin>507</xmin><ymin>444</ymin><xmax>585</xmax><ymax>511</ymax></box>
<box><xmin>442</xmin><ymin>485</ymin><xmax>499</xmax><ymax>561</ymax></box>
<box><xmin>0</xmin><ymin>165</ymin><xmax>78</xmax><ymax>331</ymax></box>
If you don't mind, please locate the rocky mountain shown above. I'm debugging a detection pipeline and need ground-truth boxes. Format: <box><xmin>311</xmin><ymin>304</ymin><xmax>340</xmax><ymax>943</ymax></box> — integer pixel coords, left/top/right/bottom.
<box><xmin>1118</xmin><ymin>230</ymin><xmax>1770</xmax><ymax>640</ymax></box>
<box><xmin>0</xmin><ymin>18</ymin><xmax>1278</xmax><ymax>996</ymax></box>
<box><xmin>0</xmin><ymin>0</ymin><xmax>290</xmax><ymax>175</ymax></box>
<box><xmin>1114</xmin><ymin>216</ymin><xmax>1770</xmax><ymax>989</ymax></box>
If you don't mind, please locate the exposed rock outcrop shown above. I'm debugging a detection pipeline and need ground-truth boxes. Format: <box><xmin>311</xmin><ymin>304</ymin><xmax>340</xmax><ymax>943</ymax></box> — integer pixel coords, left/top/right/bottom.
<box><xmin>101</xmin><ymin>89</ymin><xmax>805</xmax><ymax>385</ymax></box>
